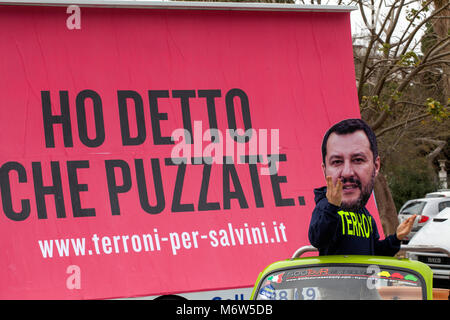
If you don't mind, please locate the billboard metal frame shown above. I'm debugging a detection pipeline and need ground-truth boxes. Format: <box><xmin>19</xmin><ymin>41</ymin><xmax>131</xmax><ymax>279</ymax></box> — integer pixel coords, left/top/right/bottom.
<box><xmin>0</xmin><ymin>0</ymin><xmax>356</xmax><ymax>12</ymax></box>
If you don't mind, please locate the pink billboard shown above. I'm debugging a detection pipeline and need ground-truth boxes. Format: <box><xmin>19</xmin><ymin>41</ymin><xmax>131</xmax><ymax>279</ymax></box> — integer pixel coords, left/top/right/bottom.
<box><xmin>0</xmin><ymin>2</ymin><xmax>378</xmax><ymax>299</ymax></box>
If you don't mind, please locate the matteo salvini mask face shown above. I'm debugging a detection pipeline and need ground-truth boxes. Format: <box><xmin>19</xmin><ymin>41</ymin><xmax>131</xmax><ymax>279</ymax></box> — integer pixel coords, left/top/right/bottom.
<box><xmin>322</xmin><ymin>130</ymin><xmax>380</xmax><ymax>212</ymax></box>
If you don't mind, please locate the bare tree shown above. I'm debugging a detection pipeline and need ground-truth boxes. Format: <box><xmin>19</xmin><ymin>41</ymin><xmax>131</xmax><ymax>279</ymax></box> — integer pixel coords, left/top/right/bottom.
<box><xmin>349</xmin><ymin>0</ymin><xmax>449</xmax><ymax>234</ymax></box>
<box><xmin>172</xmin><ymin>0</ymin><xmax>449</xmax><ymax>234</ymax></box>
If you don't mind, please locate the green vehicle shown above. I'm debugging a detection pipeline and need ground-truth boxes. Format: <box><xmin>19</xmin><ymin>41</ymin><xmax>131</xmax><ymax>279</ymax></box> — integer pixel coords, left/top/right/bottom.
<box><xmin>251</xmin><ymin>246</ymin><xmax>450</xmax><ymax>300</ymax></box>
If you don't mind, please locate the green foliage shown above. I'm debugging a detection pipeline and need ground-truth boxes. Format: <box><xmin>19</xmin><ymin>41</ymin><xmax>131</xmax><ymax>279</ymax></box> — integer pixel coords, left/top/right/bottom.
<box><xmin>391</xmin><ymin>90</ymin><xmax>403</xmax><ymax>102</ymax></box>
<box><xmin>387</xmin><ymin>158</ymin><xmax>439</xmax><ymax>211</ymax></box>
<box><xmin>362</xmin><ymin>95</ymin><xmax>393</xmax><ymax>114</ymax></box>
<box><xmin>397</xmin><ymin>51</ymin><xmax>421</xmax><ymax>67</ymax></box>
<box><xmin>421</xmin><ymin>22</ymin><xmax>437</xmax><ymax>55</ymax></box>
<box><xmin>426</xmin><ymin>98</ymin><xmax>449</xmax><ymax>122</ymax></box>
<box><xmin>406</xmin><ymin>8</ymin><xmax>420</xmax><ymax>22</ymax></box>
<box><xmin>378</xmin><ymin>42</ymin><xmax>391</xmax><ymax>55</ymax></box>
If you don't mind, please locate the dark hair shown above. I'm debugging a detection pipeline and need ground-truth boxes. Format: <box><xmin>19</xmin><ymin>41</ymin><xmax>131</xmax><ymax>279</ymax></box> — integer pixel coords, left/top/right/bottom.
<box><xmin>321</xmin><ymin>118</ymin><xmax>378</xmax><ymax>164</ymax></box>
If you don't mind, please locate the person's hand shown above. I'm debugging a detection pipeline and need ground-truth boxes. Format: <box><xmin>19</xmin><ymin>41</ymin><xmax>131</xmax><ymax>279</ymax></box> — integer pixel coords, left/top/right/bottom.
<box><xmin>326</xmin><ymin>176</ymin><xmax>342</xmax><ymax>207</ymax></box>
<box><xmin>396</xmin><ymin>215</ymin><xmax>417</xmax><ymax>240</ymax></box>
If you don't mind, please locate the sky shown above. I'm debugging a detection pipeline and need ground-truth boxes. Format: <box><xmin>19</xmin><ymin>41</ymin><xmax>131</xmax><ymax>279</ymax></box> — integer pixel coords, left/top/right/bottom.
<box><xmin>119</xmin><ymin>0</ymin><xmax>426</xmax><ymax>40</ymax></box>
<box><xmin>61</xmin><ymin>0</ymin><xmax>426</xmax><ymax>51</ymax></box>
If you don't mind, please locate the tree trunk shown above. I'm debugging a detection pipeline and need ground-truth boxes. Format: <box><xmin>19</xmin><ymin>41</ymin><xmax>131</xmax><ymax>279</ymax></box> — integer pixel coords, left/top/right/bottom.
<box><xmin>432</xmin><ymin>0</ymin><xmax>450</xmax><ymax>102</ymax></box>
<box><xmin>373</xmin><ymin>173</ymin><xmax>399</xmax><ymax>236</ymax></box>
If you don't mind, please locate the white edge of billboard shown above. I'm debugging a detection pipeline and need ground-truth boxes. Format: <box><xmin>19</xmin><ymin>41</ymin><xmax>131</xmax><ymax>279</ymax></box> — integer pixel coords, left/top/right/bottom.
<box><xmin>0</xmin><ymin>0</ymin><xmax>356</xmax><ymax>12</ymax></box>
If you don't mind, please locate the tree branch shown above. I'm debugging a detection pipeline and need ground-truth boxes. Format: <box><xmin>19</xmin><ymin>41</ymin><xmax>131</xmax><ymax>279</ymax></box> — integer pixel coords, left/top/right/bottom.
<box><xmin>398</xmin><ymin>3</ymin><xmax>450</xmax><ymax>58</ymax></box>
<box><xmin>392</xmin><ymin>0</ymin><xmax>434</xmax><ymax>55</ymax></box>
<box><xmin>415</xmin><ymin>138</ymin><xmax>447</xmax><ymax>161</ymax></box>
<box><xmin>375</xmin><ymin>112</ymin><xmax>429</xmax><ymax>137</ymax></box>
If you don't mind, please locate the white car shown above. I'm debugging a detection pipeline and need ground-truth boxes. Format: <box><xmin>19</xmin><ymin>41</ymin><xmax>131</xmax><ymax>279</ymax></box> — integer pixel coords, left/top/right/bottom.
<box><xmin>406</xmin><ymin>208</ymin><xmax>450</xmax><ymax>289</ymax></box>
<box><xmin>398</xmin><ymin>197</ymin><xmax>450</xmax><ymax>242</ymax></box>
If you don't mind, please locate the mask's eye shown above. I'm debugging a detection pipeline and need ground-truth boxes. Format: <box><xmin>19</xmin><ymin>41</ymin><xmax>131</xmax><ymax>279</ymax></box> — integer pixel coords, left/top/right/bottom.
<box><xmin>330</xmin><ymin>159</ymin><xmax>342</xmax><ymax>165</ymax></box>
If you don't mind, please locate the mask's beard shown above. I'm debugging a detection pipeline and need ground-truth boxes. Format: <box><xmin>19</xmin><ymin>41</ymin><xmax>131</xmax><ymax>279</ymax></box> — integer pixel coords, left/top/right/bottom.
<box><xmin>340</xmin><ymin>169</ymin><xmax>376</xmax><ymax>212</ymax></box>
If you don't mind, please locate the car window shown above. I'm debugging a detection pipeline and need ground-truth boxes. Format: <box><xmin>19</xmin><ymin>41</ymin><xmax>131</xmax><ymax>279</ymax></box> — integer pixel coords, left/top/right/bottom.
<box><xmin>438</xmin><ymin>201</ymin><xmax>450</xmax><ymax>212</ymax></box>
<box><xmin>255</xmin><ymin>264</ymin><xmax>426</xmax><ymax>300</ymax></box>
<box><xmin>400</xmin><ymin>201</ymin><xmax>426</xmax><ymax>215</ymax></box>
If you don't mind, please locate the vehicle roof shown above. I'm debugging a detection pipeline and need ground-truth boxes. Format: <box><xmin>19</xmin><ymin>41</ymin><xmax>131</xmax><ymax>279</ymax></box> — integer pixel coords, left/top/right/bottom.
<box><xmin>257</xmin><ymin>255</ymin><xmax>432</xmax><ymax>278</ymax></box>
<box><xmin>402</xmin><ymin>197</ymin><xmax>450</xmax><ymax>204</ymax></box>
<box><xmin>425</xmin><ymin>192</ymin><xmax>450</xmax><ymax>198</ymax></box>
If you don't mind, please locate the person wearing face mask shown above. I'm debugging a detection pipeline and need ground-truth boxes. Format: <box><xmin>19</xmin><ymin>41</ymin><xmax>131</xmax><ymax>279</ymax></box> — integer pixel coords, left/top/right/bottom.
<box><xmin>308</xmin><ymin>118</ymin><xmax>416</xmax><ymax>256</ymax></box>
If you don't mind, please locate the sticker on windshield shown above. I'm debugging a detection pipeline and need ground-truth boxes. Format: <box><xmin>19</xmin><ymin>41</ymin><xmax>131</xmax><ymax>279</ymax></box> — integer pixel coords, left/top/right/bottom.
<box><xmin>404</xmin><ymin>274</ymin><xmax>418</xmax><ymax>282</ymax></box>
<box><xmin>259</xmin><ymin>284</ymin><xmax>276</xmax><ymax>300</ymax></box>
<box><xmin>376</xmin><ymin>271</ymin><xmax>418</xmax><ymax>283</ymax></box>
<box><xmin>267</xmin><ymin>273</ymin><xmax>284</xmax><ymax>283</ymax></box>
<box><xmin>377</xmin><ymin>271</ymin><xmax>391</xmax><ymax>277</ymax></box>
<box><xmin>302</xmin><ymin>287</ymin><xmax>320</xmax><ymax>300</ymax></box>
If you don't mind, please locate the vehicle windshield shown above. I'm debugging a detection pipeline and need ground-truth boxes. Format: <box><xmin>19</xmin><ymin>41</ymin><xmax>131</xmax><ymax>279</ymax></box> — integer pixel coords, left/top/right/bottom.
<box><xmin>400</xmin><ymin>201</ymin><xmax>426</xmax><ymax>215</ymax></box>
<box><xmin>256</xmin><ymin>264</ymin><xmax>425</xmax><ymax>300</ymax></box>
